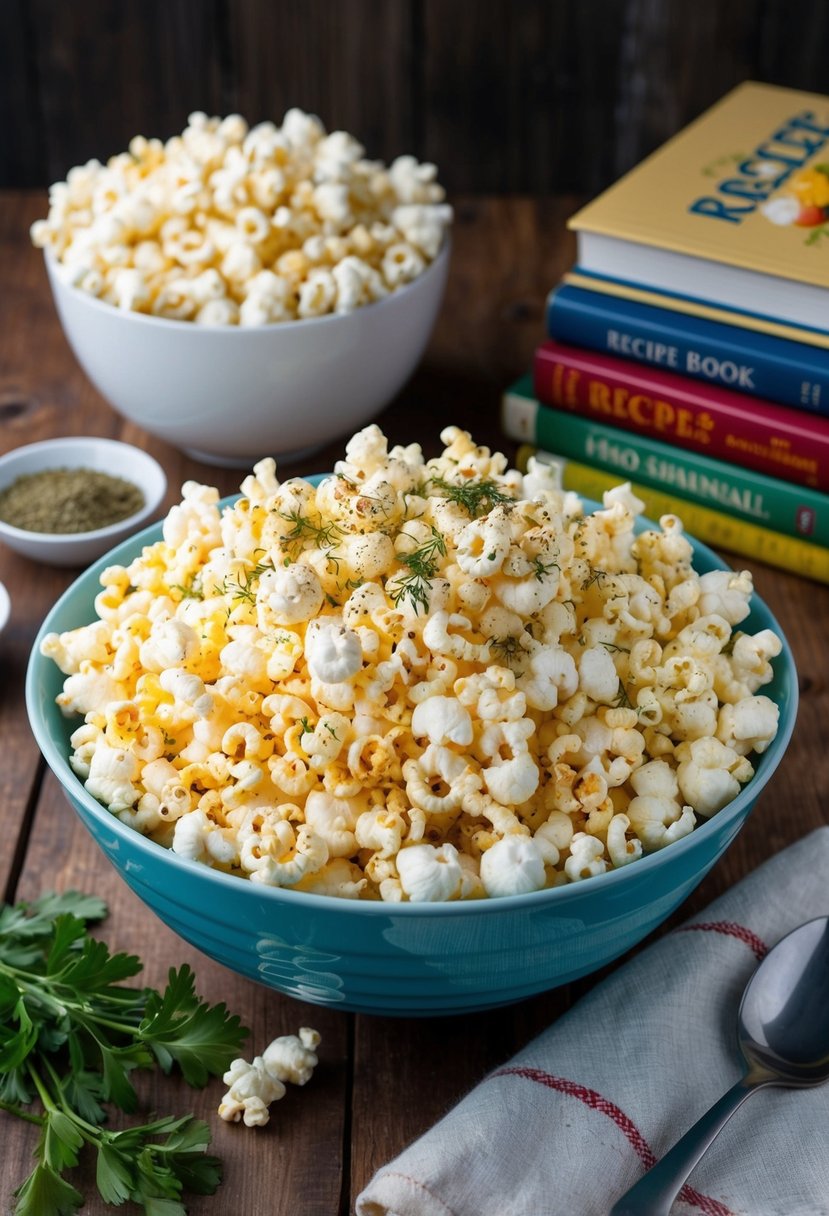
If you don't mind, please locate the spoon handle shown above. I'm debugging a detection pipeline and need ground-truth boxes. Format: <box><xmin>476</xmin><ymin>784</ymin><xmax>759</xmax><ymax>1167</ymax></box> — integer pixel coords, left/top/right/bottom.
<box><xmin>609</xmin><ymin>1076</ymin><xmax>770</xmax><ymax>1216</ymax></box>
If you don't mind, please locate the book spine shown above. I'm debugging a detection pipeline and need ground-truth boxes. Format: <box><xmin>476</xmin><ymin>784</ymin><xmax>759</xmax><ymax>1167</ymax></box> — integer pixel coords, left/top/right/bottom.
<box><xmin>501</xmin><ymin>383</ymin><xmax>829</xmax><ymax>546</ymax></box>
<box><xmin>532</xmin><ymin>339</ymin><xmax>829</xmax><ymax>491</ymax></box>
<box><xmin>513</xmin><ymin>445</ymin><xmax>829</xmax><ymax>586</ymax></box>
<box><xmin>562</xmin><ymin>269</ymin><xmax>829</xmax><ymax>354</ymax></box>
<box><xmin>546</xmin><ymin>283</ymin><xmax>829</xmax><ymax>414</ymax></box>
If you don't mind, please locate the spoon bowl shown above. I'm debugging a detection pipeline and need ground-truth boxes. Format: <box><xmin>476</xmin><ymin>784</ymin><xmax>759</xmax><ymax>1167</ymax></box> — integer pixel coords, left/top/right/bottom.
<box><xmin>611</xmin><ymin>916</ymin><xmax>829</xmax><ymax>1215</ymax></box>
<box><xmin>740</xmin><ymin>917</ymin><xmax>829</xmax><ymax>1083</ymax></box>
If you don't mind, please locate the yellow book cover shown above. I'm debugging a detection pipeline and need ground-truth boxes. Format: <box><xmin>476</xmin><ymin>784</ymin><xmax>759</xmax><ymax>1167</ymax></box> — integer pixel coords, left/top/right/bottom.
<box><xmin>568</xmin><ymin>82</ymin><xmax>829</xmax><ymax>323</ymax></box>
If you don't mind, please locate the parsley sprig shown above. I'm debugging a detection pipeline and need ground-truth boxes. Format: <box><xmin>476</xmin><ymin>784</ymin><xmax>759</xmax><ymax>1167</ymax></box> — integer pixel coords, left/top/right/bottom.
<box><xmin>0</xmin><ymin>891</ymin><xmax>248</xmax><ymax>1216</ymax></box>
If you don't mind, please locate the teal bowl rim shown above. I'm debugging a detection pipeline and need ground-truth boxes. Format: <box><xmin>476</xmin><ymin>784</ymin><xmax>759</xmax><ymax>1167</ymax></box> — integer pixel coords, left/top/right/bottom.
<box><xmin>25</xmin><ymin>481</ymin><xmax>799</xmax><ymax>919</ymax></box>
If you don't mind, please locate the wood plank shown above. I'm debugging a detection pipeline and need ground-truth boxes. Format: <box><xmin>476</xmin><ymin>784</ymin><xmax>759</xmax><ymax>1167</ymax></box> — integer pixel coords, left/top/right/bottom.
<box><xmin>30</xmin><ymin>0</ymin><xmax>225</xmax><ymax>184</ymax></box>
<box><xmin>754</xmin><ymin>0</ymin><xmax>829</xmax><ymax>91</ymax></box>
<box><xmin>420</xmin><ymin>0</ymin><xmax>630</xmax><ymax>195</ymax></box>
<box><xmin>0</xmin><ymin>194</ymin><xmax>100</xmax><ymax>893</ymax></box>
<box><xmin>227</xmin><ymin>0</ymin><xmax>416</xmax><ymax>162</ymax></box>
<box><xmin>610</xmin><ymin>0</ymin><xmax>762</xmax><ymax>178</ymax></box>
<box><xmin>0</xmin><ymin>1</ymin><xmax>45</xmax><ymax>187</ymax></box>
<box><xmin>8</xmin><ymin>3</ymin><xmax>829</xmax><ymax>193</ymax></box>
<box><xmin>1</xmin><ymin>771</ymin><xmax>349</xmax><ymax>1216</ymax></box>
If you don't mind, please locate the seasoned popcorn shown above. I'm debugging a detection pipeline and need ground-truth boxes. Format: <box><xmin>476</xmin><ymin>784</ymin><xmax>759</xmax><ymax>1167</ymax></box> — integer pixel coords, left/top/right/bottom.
<box><xmin>42</xmin><ymin>426</ymin><xmax>783</xmax><ymax>901</ymax></box>
<box><xmin>31</xmin><ymin>111</ymin><xmax>452</xmax><ymax>324</ymax></box>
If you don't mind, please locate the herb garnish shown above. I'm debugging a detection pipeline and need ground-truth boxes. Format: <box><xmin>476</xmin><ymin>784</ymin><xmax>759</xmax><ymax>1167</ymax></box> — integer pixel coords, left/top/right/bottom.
<box><xmin>390</xmin><ymin>526</ymin><xmax>447</xmax><ymax>613</ymax></box>
<box><xmin>0</xmin><ymin>891</ymin><xmax>248</xmax><ymax>1216</ymax></box>
<box><xmin>428</xmin><ymin>475</ymin><xmax>515</xmax><ymax>519</ymax></box>
<box><xmin>581</xmin><ymin>566</ymin><xmax>610</xmax><ymax>591</ymax></box>
<box><xmin>223</xmin><ymin>557</ymin><xmax>275</xmax><ymax>605</ymax></box>
<box><xmin>279</xmin><ymin>510</ymin><xmax>343</xmax><ymax>568</ymax></box>
<box><xmin>531</xmin><ymin>556</ymin><xmax>559</xmax><ymax>581</ymax></box>
<box><xmin>171</xmin><ymin>574</ymin><xmax>204</xmax><ymax>602</ymax></box>
<box><xmin>490</xmin><ymin>635</ymin><xmax>523</xmax><ymax>663</ymax></box>
<box><xmin>613</xmin><ymin>680</ymin><xmax>634</xmax><ymax>709</ymax></box>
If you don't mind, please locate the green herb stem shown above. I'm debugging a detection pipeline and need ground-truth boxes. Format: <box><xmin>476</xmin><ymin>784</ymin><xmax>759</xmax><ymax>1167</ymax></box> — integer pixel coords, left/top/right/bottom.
<box><xmin>0</xmin><ymin>960</ymin><xmax>142</xmax><ymax>1035</ymax></box>
<box><xmin>27</xmin><ymin>1062</ymin><xmax>58</xmax><ymax>1114</ymax></box>
<box><xmin>0</xmin><ymin>1098</ymin><xmax>42</xmax><ymax>1126</ymax></box>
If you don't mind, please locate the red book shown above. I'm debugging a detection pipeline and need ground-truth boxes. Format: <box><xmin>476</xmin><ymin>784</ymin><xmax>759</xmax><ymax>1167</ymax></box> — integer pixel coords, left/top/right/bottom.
<box><xmin>533</xmin><ymin>339</ymin><xmax>829</xmax><ymax>492</ymax></box>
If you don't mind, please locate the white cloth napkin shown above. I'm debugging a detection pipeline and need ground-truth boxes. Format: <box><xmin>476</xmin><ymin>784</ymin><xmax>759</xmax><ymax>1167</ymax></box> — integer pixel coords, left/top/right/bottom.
<box><xmin>356</xmin><ymin>829</ymin><xmax>829</xmax><ymax>1216</ymax></box>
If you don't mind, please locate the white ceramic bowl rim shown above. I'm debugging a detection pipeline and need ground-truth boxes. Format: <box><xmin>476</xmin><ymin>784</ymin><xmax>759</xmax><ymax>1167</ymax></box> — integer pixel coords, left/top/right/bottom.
<box><xmin>0</xmin><ymin>580</ymin><xmax>9</xmax><ymax>634</ymax></box>
<box><xmin>0</xmin><ymin>437</ymin><xmax>166</xmax><ymax>541</ymax></box>
<box><xmin>45</xmin><ymin>239</ymin><xmax>451</xmax><ymax>333</ymax></box>
<box><xmin>25</xmin><ymin>500</ymin><xmax>798</xmax><ymax>918</ymax></box>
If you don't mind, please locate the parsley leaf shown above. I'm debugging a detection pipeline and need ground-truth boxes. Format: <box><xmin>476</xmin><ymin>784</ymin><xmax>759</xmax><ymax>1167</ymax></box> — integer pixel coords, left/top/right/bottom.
<box><xmin>40</xmin><ymin>1110</ymin><xmax>84</xmax><ymax>1172</ymax></box>
<box><xmin>0</xmin><ymin>892</ymin><xmax>248</xmax><ymax>1214</ymax></box>
<box><xmin>141</xmin><ymin>965</ymin><xmax>247</xmax><ymax>1086</ymax></box>
<box><xmin>13</xmin><ymin>1163</ymin><xmax>83</xmax><ymax>1216</ymax></box>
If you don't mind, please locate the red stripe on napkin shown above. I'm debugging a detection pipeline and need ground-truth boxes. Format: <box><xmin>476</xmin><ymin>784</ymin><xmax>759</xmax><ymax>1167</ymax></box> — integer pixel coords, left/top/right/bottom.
<box><xmin>676</xmin><ymin>921</ymin><xmax>768</xmax><ymax>961</ymax></box>
<box><xmin>494</xmin><ymin>1066</ymin><xmax>735</xmax><ymax>1216</ymax></box>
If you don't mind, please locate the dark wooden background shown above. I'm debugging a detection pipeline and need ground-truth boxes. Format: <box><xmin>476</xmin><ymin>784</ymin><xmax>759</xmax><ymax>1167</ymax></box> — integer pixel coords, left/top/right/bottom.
<box><xmin>3</xmin><ymin>0</ymin><xmax>829</xmax><ymax>194</ymax></box>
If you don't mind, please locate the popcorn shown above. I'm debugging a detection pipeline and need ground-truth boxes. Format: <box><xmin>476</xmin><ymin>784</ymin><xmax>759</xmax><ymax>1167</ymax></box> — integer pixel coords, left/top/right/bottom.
<box><xmin>31</xmin><ymin>111</ymin><xmax>452</xmax><ymax>324</ymax></box>
<box><xmin>480</xmin><ymin>836</ymin><xmax>546</xmax><ymax>898</ymax></box>
<box><xmin>43</xmin><ymin>429</ymin><xmax>783</xmax><ymax>901</ymax></box>
<box><xmin>262</xmin><ymin>1026</ymin><xmax>321</xmax><ymax>1086</ymax></box>
<box><xmin>304</xmin><ymin>619</ymin><xmax>363</xmax><ymax>683</ymax></box>
<box><xmin>411</xmin><ymin>695</ymin><xmax>473</xmax><ymax>746</ymax></box>
<box><xmin>397</xmin><ymin>842</ymin><xmax>464</xmax><ymax>902</ymax></box>
<box><xmin>218</xmin><ymin>1027</ymin><xmax>320</xmax><ymax>1128</ymax></box>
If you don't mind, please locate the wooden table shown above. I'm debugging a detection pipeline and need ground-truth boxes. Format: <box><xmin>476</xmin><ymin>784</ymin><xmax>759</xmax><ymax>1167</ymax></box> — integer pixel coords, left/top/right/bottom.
<box><xmin>1</xmin><ymin>191</ymin><xmax>825</xmax><ymax>1216</ymax></box>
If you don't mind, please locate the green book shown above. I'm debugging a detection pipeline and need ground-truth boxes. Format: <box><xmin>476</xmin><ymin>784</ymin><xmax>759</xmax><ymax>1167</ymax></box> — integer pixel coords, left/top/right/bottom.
<box><xmin>501</xmin><ymin>374</ymin><xmax>829</xmax><ymax>546</ymax></box>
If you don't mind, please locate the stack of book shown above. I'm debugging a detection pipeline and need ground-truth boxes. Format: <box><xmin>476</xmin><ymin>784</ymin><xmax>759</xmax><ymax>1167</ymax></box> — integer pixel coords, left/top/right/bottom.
<box><xmin>501</xmin><ymin>81</ymin><xmax>829</xmax><ymax>583</ymax></box>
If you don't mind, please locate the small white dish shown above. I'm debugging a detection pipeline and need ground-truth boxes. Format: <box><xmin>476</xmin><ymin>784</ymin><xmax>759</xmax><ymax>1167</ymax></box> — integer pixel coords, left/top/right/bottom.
<box><xmin>0</xmin><ymin>580</ymin><xmax>9</xmax><ymax>636</ymax></box>
<box><xmin>0</xmin><ymin>437</ymin><xmax>167</xmax><ymax>568</ymax></box>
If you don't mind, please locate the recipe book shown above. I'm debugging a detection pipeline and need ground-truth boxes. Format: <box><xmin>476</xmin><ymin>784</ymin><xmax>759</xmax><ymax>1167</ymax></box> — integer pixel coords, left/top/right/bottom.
<box><xmin>568</xmin><ymin>82</ymin><xmax>829</xmax><ymax>330</ymax></box>
<box><xmin>532</xmin><ymin>338</ymin><xmax>829</xmax><ymax>490</ymax></box>
<box><xmin>501</xmin><ymin>376</ymin><xmax>829</xmax><ymax>545</ymax></box>
<box><xmin>545</xmin><ymin>280</ymin><xmax>829</xmax><ymax>410</ymax></box>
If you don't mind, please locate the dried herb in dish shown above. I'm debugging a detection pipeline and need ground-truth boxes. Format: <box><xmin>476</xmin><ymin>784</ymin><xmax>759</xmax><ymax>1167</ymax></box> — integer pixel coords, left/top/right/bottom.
<box><xmin>0</xmin><ymin>468</ymin><xmax>144</xmax><ymax>534</ymax></box>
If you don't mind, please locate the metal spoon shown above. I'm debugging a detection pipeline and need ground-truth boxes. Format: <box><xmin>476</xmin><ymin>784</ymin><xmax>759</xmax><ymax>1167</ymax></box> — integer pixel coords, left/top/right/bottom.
<box><xmin>610</xmin><ymin>915</ymin><xmax>829</xmax><ymax>1216</ymax></box>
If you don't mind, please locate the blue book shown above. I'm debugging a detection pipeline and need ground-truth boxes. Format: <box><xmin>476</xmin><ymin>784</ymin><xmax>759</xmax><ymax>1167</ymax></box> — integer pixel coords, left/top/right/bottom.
<box><xmin>546</xmin><ymin>281</ymin><xmax>829</xmax><ymax>414</ymax></box>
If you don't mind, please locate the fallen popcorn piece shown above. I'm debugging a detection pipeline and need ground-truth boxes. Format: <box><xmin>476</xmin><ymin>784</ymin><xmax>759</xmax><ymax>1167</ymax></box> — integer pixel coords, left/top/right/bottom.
<box><xmin>218</xmin><ymin>1027</ymin><xmax>321</xmax><ymax>1128</ymax></box>
<box><xmin>262</xmin><ymin>1027</ymin><xmax>322</xmax><ymax>1086</ymax></box>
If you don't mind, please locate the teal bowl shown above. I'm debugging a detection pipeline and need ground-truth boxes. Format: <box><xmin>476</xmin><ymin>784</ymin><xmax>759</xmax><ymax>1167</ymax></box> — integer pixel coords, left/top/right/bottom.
<box><xmin>25</xmin><ymin>498</ymin><xmax>798</xmax><ymax>1016</ymax></box>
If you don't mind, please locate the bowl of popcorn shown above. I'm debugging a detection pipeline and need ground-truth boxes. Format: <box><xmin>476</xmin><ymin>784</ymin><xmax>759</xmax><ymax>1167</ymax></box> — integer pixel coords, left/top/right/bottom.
<box><xmin>26</xmin><ymin>425</ymin><xmax>797</xmax><ymax>1015</ymax></box>
<box><xmin>32</xmin><ymin>111</ymin><xmax>452</xmax><ymax>467</ymax></box>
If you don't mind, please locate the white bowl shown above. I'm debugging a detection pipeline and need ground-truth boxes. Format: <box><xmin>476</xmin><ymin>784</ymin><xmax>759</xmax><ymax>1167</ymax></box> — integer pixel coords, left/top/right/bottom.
<box><xmin>0</xmin><ymin>580</ymin><xmax>9</xmax><ymax>636</ymax></box>
<box><xmin>0</xmin><ymin>437</ymin><xmax>167</xmax><ymax>567</ymax></box>
<box><xmin>45</xmin><ymin>244</ymin><xmax>450</xmax><ymax>467</ymax></box>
